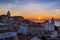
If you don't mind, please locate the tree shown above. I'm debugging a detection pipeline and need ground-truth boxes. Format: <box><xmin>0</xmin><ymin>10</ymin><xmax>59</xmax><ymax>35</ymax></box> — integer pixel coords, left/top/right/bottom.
<box><xmin>41</xmin><ymin>36</ymin><xmax>46</xmax><ymax>40</ymax></box>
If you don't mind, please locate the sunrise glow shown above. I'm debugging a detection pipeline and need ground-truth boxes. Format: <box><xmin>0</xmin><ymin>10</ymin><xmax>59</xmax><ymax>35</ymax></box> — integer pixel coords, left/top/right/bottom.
<box><xmin>38</xmin><ymin>17</ymin><xmax>41</xmax><ymax>20</ymax></box>
<box><xmin>0</xmin><ymin>0</ymin><xmax>60</xmax><ymax>20</ymax></box>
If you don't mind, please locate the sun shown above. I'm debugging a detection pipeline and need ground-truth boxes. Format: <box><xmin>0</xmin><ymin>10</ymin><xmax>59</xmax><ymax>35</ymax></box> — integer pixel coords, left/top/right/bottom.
<box><xmin>38</xmin><ymin>17</ymin><xmax>41</xmax><ymax>20</ymax></box>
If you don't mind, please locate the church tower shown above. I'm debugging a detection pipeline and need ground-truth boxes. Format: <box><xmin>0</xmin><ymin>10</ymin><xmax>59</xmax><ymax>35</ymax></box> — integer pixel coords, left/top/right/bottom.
<box><xmin>49</xmin><ymin>17</ymin><xmax>55</xmax><ymax>31</ymax></box>
<box><xmin>6</xmin><ymin>11</ymin><xmax>11</xmax><ymax>21</ymax></box>
<box><xmin>7</xmin><ymin>11</ymin><xmax>10</xmax><ymax>17</ymax></box>
<box><xmin>51</xmin><ymin>17</ymin><xmax>55</xmax><ymax>25</ymax></box>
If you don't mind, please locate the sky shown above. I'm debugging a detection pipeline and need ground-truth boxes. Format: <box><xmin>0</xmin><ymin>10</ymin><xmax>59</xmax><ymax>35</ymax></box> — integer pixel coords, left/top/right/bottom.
<box><xmin>0</xmin><ymin>0</ymin><xmax>60</xmax><ymax>20</ymax></box>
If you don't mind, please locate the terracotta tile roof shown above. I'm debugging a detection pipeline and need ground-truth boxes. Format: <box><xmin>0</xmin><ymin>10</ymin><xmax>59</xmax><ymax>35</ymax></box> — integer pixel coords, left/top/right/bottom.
<box><xmin>0</xmin><ymin>29</ymin><xmax>14</xmax><ymax>33</ymax></box>
<box><xmin>43</xmin><ymin>20</ymin><xmax>49</xmax><ymax>24</ymax></box>
<box><xmin>27</xmin><ymin>34</ymin><xmax>41</xmax><ymax>40</ymax></box>
<box><xmin>17</xmin><ymin>33</ymin><xmax>24</xmax><ymax>40</ymax></box>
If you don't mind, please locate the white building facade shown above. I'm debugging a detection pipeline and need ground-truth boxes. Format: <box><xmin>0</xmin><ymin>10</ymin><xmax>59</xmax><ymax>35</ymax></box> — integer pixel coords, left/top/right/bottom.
<box><xmin>19</xmin><ymin>24</ymin><xmax>28</xmax><ymax>35</ymax></box>
<box><xmin>44</xmin><ymin>18</ymin><xmax>55</xmax><ymax>31</ymax></box>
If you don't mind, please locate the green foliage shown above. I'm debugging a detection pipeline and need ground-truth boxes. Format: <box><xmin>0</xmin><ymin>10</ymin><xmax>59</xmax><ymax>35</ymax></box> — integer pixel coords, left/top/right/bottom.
<box><xmin>41</xmin><ymin>36</ymin><xmax>46</xmax><ymax>40</ymax></box>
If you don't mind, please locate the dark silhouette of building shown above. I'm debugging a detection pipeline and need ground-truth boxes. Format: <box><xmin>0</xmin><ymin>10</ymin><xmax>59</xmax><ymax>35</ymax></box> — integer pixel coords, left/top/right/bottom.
<box><xmin>7</xmin><ymin>11</ymin><xmax>10</xmax><ymax>17</ymax></box>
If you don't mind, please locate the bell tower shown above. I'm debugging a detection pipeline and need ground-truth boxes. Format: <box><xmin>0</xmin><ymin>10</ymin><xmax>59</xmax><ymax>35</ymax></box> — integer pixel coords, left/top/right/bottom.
<box><xmin>7</xmin><ymin>11</ymin><xmax>10</xmax><ymax>17</ymax></box>
<box><xmin>50</xmin><ymin>17</ymin><xmax>55</xmax><ymax>31</ymax></box>
<box><xmin>51</xmin><ymin>17</ymin><xmax>55</xmax><ymax>25</ymax></box>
